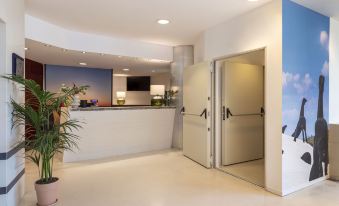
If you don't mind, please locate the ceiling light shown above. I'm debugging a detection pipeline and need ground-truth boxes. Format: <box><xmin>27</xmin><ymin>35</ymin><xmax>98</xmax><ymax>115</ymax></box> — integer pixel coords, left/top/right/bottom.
<box><xmin>24</xmin><ymin>47</ymin><xmax>28</xmax><ymax>51</ymax></box>
<box><xmin>79</xmin><ymin>62</ymin><xmax>87</xmax><ymax>66</ymax></box>
<box><xmin>147</xmin><ymin>59</ymin><xmax>171</xmax><ymax>63</ymax></box>
<box><xmin>123</xmin><ymin>68</ymin><xmax>130</xmax><ymax>71</ymax></box>
<box><xmin>157</xmin><ymin>19</ymin><xmax>170</xmax><ymax>25</ymax></box>
<box><xmin>113</xmin><ymin>74</ymin><xmax>129</xmax><ymax>77</ymax></box>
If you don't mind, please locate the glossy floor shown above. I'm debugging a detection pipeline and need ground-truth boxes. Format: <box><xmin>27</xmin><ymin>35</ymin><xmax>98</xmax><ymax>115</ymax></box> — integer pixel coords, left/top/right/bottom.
<box><xmin>20</xmin><ymin>150</ymin><xmax>339</xmax><ymax>206</ymax></box>
<box><xmin>221</xmin><ymin>159</ymin><xmax>265</xmax><ymax>187</ymax></box>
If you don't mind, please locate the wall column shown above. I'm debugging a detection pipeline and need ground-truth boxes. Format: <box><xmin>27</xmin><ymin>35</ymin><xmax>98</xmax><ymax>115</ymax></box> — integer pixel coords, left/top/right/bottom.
<box><xmin>170</xmin><ymin>46</ymin><xmax>194</xmax><ymax>149</ymax></box>
<box><xmin>0</xmin><ymin>0</ymin><xmax>26</xmax><ymax>205</ymax></box>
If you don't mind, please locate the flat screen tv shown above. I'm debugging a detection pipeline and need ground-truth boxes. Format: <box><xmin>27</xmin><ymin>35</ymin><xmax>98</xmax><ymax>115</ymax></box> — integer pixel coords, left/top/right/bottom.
<box><xmin>127</xmin><ymin>76</ymin><xmax>150</xmax><ymax>91</ymax></box>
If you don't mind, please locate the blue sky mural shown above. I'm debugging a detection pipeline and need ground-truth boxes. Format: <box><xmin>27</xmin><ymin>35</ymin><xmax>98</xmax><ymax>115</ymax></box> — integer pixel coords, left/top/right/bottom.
<box><xmin>283</xmin><ymin>0</ymin><xmax>329</xmax><ymax>137</ymax></box>
<box><xmin>46</xmin><ymin>65</ymin><xmax>112</xmax><ymax>106</ymax></box>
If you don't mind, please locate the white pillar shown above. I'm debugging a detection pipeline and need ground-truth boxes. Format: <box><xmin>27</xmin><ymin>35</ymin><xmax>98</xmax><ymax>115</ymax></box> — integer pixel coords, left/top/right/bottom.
<box><xmin>171</xmin><ymin>46</ymin><xmax>194</xmax><ymax>149</ymax></box>
<box><xmin>0</xmin><ymin>0</ymin><xmax>25</xmax><ymax>205</ymax></box>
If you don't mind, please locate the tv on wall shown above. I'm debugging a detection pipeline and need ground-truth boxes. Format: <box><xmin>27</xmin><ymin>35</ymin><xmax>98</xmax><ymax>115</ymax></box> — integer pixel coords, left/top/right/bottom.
<box><xmin>127</xmin><ymin>76</ymin><xmax>150</xmax><ymax>91</ymax></box>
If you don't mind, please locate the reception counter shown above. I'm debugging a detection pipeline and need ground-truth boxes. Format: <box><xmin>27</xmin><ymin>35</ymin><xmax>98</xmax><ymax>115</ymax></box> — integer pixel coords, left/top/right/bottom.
<box><xmin>63</xmin><ymin>106</ymin><xmax>176</xmax><ymax>162</ymax></box>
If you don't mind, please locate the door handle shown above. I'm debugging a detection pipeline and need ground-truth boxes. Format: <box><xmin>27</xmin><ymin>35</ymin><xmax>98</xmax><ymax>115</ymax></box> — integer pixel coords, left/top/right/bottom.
<box><xmin>200</xmin><ymin>108</ymin><xmax>207</xmax><ymax>119</ymax></box>
<box><xmin>222</xmin><ymin>106</ymin><xmax>226</xmax><ymax>120</ymax></box>
<box><xmin>225</xmin><ymin>107</ymin><xmax>265</xmax><ymax>119</ymax></box>
<box><xmin>181</xmin><ymin>107</ymin><xmax>207</xmax><ymax>119</ymax></box>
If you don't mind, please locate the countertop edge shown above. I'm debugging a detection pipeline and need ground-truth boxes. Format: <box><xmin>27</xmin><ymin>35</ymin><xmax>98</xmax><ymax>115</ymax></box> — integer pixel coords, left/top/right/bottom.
<box><xmin>70</xmin><ymin>106</ymin><xmax>177</xmax><ymax>111</ymax></box>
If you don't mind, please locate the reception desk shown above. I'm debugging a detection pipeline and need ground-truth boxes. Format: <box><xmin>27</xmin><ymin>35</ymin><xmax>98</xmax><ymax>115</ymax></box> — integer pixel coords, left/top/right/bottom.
<box><xmin>63</xmin><ymin>106</ymin><xmax>176</xmax><ymax>162</ymax></box>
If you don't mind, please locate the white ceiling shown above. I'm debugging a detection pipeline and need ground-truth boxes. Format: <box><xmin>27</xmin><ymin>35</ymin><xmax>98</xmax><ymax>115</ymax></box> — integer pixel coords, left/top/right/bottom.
<box><xmin>25</xmin><ymin>39</ymin><xmax>171</xmax><ymax>75</ymax></box>
<box><xmin>293</xmin><ymin>0</ymin><xmax>339</xmax><ymax>21</ymax></box>
<box><xmin>25</xmin><ymin>0</ymin><xmax>272</xmax><ymax>46</ymax></box>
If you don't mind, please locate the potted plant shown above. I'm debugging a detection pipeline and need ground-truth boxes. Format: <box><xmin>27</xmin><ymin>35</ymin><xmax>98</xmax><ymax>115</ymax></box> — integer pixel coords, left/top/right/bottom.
<box><xmin>60</xmin><ymin>83</ymin><xmax>89</xmax><ymax>108</ymax></box>
<box><xmin>3</xmin><ymin>75</ymin><xmax>84</xmax><ymax>206</ymax></box>
<box><xmin>164</xmin><ymin>89</ymin><xmax>179</xmax><ymax>106</ymax></box>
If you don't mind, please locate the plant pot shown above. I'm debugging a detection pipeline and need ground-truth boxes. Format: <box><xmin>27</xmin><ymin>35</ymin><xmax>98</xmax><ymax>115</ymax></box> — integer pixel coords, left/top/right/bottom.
<box><xmin>35</xmin><ymin>178</ymin><xmax>59</xmax><ymax>206</ymax></box>
<box><xmin>71</xmin><ymin>95</ymin><xmax>80</xmax><ymax>108</ymax></box>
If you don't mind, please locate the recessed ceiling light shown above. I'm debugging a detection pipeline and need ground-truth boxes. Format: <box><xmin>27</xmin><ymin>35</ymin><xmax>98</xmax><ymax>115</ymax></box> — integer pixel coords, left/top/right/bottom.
<box><xmin>123</xmin><ymin>68</ymin><xmax>130</xmax><ymax>71</ymax></box>
<box><xmin>113</xmin><ymin>74</ymin><xmax>129</xmax><ymax>77</ymax></box>
<box><xmin>148</xmin><ymin>59</ymin><xmax>171</xmax><ymax>63</ymax></box>
<box><xmin>157</xmin><ymin>19</ymin><xmax>170</xmax><ymax>25</ymax></box>
<box><xmin>79</xmin><ymin>62</ymin><xmax>87</xmax><ymax>66</ymax></box>
<box><xmin>24</xmin><ymin>47</ymin><xmax>28</xmax><ymax>51</ymax></box>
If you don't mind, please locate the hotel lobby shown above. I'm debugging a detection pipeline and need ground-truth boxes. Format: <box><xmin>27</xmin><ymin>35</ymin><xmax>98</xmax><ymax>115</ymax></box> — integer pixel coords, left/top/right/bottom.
<box><xmin>1</xmin><ymin>0</ymin><xmax>339</xmax><ymax>206</ymax></box>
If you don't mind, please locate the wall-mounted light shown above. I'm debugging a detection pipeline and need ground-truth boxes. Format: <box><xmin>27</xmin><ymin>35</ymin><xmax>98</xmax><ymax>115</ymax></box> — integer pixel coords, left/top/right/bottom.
<box><xmin>123</xmin><ymin>68</ymin><xmax>130</xmax><ymax>71</ymax></box>
<box><xmin>79</xmin><ymin>62</ymin><xmax>87</xmax><ymax>66</ymax></box>
<box><xmin>24</xmin><ymin>47</ymin><xmax>28</xmax><ymax>51</ymax></box>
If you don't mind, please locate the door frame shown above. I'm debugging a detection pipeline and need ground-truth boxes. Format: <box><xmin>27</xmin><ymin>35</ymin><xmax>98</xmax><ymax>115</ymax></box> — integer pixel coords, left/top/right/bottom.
<box><xmin>211</xmin><ymin>47</ymin><xmax>267</xmax><ymax>188</ymax></box>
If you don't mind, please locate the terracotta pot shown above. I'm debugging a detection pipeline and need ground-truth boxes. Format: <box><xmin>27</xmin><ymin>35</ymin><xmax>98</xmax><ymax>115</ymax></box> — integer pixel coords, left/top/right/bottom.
<box><xmin>35</xmin><ymin>178</ymin><xmax>59</xmax><ymax>206</ymax></box>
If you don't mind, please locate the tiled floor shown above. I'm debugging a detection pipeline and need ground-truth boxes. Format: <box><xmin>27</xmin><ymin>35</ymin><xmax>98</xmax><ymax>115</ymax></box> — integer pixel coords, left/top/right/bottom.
<box><xmin>221</xmin><ymin>159</ymin><xmax>265</xmax><ymax>187</ymax></box>
<box><xmin>20</xmin><ymin>150</ymin><xmax>339</xmax><ymax>206</ymax></box>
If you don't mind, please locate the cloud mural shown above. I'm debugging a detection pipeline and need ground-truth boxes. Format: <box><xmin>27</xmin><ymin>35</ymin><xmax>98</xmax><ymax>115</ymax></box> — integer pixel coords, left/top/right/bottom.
<box><xmin>321</xmin><ymin>61</ymin><xmax>329</xmax><ymax>76</ymax></box>
<box><xmin>293</xmin><ymin>73</ymin><xmax>312</xmax><ymax>94</ymax></box>
<box><xmin>282</xmin><ymin>0</ymin><xmax>329</xmax><ymax>193</ymax></box>
<box><xmin>283</xmin><ymin>72</ymin><xmax>300</xmax><ymax>87</ymax></box>
<box><xmin>320</xmin><ymin>31</ymin><xmax>329</xmax><ymax>49</ymax></box>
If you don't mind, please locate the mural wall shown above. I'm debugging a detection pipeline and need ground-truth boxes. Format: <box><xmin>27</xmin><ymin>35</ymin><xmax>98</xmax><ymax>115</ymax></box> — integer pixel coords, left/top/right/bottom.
<box><xmin>282</xmin><ymin>0</ymin><xmax>329</xmax><ymax>193</ymax></box>
<box><xmin>45</xmin><ymin>65</ymin><xmax>112</xmax><ymax>107</ymax></box>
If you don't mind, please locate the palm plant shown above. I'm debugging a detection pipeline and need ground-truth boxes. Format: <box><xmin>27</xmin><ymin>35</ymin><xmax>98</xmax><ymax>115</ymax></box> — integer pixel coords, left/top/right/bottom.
<box><xmin>3</xmin><ymin>75</ymin><xmax>83</xmax><ymax>184</ymax></box>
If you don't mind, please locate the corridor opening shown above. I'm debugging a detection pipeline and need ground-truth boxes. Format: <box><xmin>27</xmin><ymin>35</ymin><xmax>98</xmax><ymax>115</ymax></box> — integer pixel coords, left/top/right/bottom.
<box><xmin>214</xmin><ymin>49</ymin><xmax>266</xmax><ymax>187</ymax></box>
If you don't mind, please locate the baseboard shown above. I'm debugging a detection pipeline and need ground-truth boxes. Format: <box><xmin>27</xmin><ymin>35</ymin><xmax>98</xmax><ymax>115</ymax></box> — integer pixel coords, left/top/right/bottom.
<box><xmin>282</xmin><ymin>176</ymin><xmax>328</xmax><ymax>196</ymax></box>
<box><xmin>265</xmin><ymin>187</ymin><xmax>283</xmax><ymax>196</ymax></box>
<box><xmin>329</xmin><ymin>176</ymin><xmax>339</xmax><ymax>181</ymax></box>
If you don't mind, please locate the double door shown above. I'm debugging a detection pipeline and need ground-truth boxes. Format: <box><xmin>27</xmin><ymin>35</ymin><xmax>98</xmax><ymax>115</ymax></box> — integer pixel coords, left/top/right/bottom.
<box><xmin>182</xmin><ymin>61</ymin><xmax>264</xmax><ymax>168</ymax></box>
<box><xmin>183</xmin><ymin>61</ymin><xmax>212</xmax><ymax>168</ymax></box>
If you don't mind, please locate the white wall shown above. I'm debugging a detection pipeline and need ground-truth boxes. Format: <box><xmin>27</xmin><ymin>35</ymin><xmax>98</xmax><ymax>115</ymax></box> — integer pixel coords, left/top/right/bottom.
<box><xmin>112</xmin><ymin>73</ymin><xmax>171</xmax><ymax>105</ymax></box>
<box><xmin>0</xmin><ymin>0</ymin><xmax>25</xmax><ymax>205</ymax></box>
<box><xmin>25</xmin><ymin>15</ymin><xmax>173</xmax><ymax>62</ymax></box>
<box><xmin>193</xmin><ymin>34</ymin><xmax>205</xmax><ymax>64</ymax></box>
<box><xmin>194</xmin><ymin>1</ymin><xmax>283</xmax><ymax>195</ymax></box>
<box><xmin>330</xmin><ymin>19</ymin><xmax>339</xmax><ymax>124</ymax></box>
